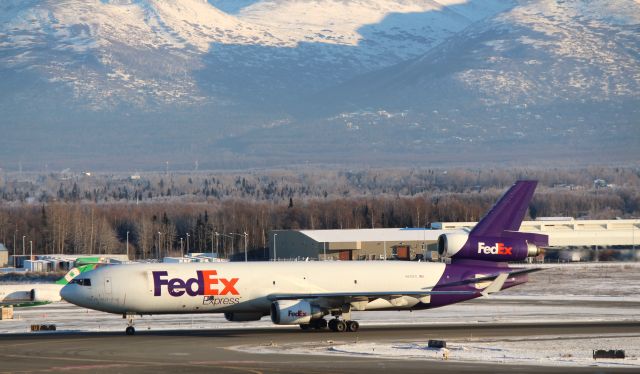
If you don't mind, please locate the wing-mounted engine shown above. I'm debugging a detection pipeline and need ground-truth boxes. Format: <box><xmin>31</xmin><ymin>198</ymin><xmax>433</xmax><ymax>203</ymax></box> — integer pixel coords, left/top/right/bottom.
<box><xmin>270</xmin><ymin>299</ymin><xmax>324</xmax><ymax>325</ymax></box>
<box><xmin>30</xmin><ymin>287</ymin><xmax>62</xmax><ymax>303</ymax></box>
<box><xmin>224</xmin><ymin>312</ymin><xmax>265</xmax><ymax>322</ymax></box>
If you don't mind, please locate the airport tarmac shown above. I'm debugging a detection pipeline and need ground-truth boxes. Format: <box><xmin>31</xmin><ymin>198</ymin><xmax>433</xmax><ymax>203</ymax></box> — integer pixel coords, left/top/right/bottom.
<box><xmin>1</xmin><ymin>263</ymin><xmax>639</xmax><ymax>372</ymax></box>
<box><xmin>1</xmin><ymin>321</ymin><xmax>639</xmax><ymax>373</ymax></box>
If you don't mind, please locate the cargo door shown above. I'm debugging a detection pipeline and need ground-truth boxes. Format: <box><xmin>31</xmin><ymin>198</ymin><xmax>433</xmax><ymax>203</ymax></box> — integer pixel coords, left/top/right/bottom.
<box><xmin>397</xmin><ymin>246</ymin><xmax>410</xmax><ymax>260</ymax></box>
<box><xmin>338</xmin><ymin>250</ymin><xmax>352</xmax><ymax>261</ymax></box>
<box><xmin>104</xmin><ymin>277</ymin><xmax>112</xmax><ymax>294</ymax></box>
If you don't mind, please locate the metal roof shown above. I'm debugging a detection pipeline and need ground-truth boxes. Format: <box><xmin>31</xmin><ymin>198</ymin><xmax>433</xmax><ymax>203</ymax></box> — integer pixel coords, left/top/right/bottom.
<box><xmin>296</xmin><ymin>228</ymin><xmax>456</xmax><ymax>242</ymax></box>
<box><xmin>292</xmin><ymin>219</ymin><xmax>640</xmax><ymax>247</ymax></box>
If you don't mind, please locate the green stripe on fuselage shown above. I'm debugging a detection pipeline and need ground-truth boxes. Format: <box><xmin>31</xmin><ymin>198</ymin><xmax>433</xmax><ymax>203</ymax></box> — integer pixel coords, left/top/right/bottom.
<box><xmin>3</xmin><ymin>301</ymin><xmax>52</xmax><ymax>308</ymax></box>
<box><xmin>54</xmin><ymin>264</ymin><xmax>98</xmax><ymax>285</ymax></box>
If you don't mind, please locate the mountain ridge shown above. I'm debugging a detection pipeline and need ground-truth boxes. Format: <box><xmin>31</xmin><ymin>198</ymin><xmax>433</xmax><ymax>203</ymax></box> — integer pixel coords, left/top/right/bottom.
<box><xmin>0</xmin><ymin>0</ymin><xmax>638</xmax><ymax>170</ymax></box>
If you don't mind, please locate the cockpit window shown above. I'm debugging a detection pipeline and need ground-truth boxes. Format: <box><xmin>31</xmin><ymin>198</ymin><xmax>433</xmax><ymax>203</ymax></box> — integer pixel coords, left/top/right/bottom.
<box><xmin>70</xmin><ymin>278</ymin><xmax>91</xmax><ymax>286</ymax></box>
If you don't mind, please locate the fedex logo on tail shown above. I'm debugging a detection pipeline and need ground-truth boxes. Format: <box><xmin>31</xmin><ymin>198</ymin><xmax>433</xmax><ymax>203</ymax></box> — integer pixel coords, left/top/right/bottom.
<box><xmin>477</xmin><ymin>242</ymin><xmax>512</xmax><ymax>255</ymax></box>
<box><xmin>153</xmin><ymin>270</ymin><xmax>239</xmax><ymax>297</ymax></box>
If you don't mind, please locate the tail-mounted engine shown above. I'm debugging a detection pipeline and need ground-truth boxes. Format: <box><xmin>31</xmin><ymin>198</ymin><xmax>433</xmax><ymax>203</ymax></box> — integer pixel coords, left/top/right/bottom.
<box><xmin>438</xmin><ymin>231</ymin><xmax>547</xmax><ymax>261</ymax></box>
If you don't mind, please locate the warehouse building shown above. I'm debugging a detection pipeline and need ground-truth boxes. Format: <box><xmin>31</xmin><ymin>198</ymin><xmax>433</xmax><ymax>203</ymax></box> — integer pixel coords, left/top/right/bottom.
<box><xmin>269</xmin><ymin>218</ymin><xmax>640</xmax><ymax>260</ymax></box>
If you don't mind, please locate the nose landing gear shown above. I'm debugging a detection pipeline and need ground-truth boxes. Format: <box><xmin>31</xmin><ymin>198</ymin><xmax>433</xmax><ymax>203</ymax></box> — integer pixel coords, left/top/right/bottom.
<box><xmin>123</xmin><ymin>313</ymin><xmax>136</xmax><ymax>335</ymax></box>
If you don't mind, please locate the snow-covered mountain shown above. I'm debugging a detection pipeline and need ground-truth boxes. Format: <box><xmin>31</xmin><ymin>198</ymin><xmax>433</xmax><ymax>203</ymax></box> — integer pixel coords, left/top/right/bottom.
<box><xmin>0</xmin><ymin>0</ymin><xmax>510</xmax><ymax>110</ymax></box>
<box><xmin>0</xmin><ymin>0</ymin><xmax>638</xmax><ymax>170</ymax></box>
<box><xmin>306</xmin><ymin>0</ymin><xmax>640</xmax><ymax>147</ymax></box>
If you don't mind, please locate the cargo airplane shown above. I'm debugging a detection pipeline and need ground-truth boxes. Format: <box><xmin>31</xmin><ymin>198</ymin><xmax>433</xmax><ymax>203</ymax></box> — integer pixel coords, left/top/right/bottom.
<box><xmin>62</xmin><ymin>181</ymin><xmax>547</xmax><ymax>335</ymax></box>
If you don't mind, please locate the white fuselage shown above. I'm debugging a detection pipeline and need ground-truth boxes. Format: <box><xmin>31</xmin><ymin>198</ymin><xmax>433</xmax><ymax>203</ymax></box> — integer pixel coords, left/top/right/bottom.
<box><xmin>61</xmin><ymin>261</ymin><xmax>447</xmax><ymax>315</ymax></box>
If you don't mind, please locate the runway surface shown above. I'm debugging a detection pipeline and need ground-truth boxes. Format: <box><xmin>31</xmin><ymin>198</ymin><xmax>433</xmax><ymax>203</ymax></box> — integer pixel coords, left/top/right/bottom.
<box><xmin>1</xmin><ymin>321</ymin><xmax>639</xmax><ymax>373</ymax></box>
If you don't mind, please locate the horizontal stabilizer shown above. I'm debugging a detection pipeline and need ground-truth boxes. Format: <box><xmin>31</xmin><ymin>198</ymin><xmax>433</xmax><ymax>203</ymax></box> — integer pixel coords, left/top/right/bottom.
<box><xmin>480</xmin><ymin>273</ymin><xmax>509</xmax><ymax>297</ymax></box>
<box><xmin>437</xmin><ymin>267</ymin><xmax>544</xmax><ymax>288</ymax></box>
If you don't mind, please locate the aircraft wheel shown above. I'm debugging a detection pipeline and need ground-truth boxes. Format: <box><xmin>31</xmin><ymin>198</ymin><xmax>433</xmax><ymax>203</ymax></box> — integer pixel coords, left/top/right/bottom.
<box><xmin>125</xmin><ymin>326</ymin><xmax>135</xmax><ymax>335</ymax></box>
<box><xmin>334</xmin><ymin>320</ymin><xmax>346</xmax><ymax>333</ymax></box>
<box><xmin>328</xmin><ymin>319</ymin><xmax>337</xmax><ymax>331</ymax></box>
<box><xmin>312</xmin><ymin>318</ymin><xmax>327</xmax><ymax>330</ymax></box>
<box><xmin>346</xmin><ymin>320</ymin><xmax>359</xmax><ymax>332</ymax></box>
<box><xmin>300</xmin><ymin>324</ymin><xmax>312</xmax><ymax>331</ymax></box>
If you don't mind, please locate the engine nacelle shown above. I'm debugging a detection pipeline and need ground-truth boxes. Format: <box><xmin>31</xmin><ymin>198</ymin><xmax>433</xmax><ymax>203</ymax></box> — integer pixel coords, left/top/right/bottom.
<box><xmin>30</xmin><ymin>288</ymin><xmax>62</xmax><ymax>303</ymax></box>
<box><xmin>270</xmin><ymin>300</ymin><xmax>323</xmax><ymax>325</ymax></box>
<box><xmin>224</xmin><ymin>312</ymin><xmax>265</xmax><ymax>322</ymax></box>
<box><xmin>438</xmin><ymin>233</ymin><xmax>543</xmax><ymax>261</ymax></box>
<box><xmin>437</xmin><ymin>233</ymin><xmax>469</xmax><ymax>258</ymax></box>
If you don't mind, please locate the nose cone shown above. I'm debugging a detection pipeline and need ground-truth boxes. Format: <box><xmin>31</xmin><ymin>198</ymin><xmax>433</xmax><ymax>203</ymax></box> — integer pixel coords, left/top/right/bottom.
<box><xmin>60</xmin><ymin>284</ymin><xmax>80</xmax><ymax>306</ymax></box>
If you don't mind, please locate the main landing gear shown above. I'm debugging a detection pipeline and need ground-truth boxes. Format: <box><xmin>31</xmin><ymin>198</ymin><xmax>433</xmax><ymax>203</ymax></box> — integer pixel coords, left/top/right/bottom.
<box><xmin>328</xmin><ymin>318</ymin><xmax>359</xmax><ymax>333</ymax></box>
<box><xmin>299</xmin><ymin>317</ymin><xmax>328</xmax><ymax>331</ymax></box>
<box><xmin>300</xmin><ymin>318</ymin><xmax>359</xmax><ymax>332</ymax></box>
<box><xmin>123</xmin><ymin>313</ymin><xmax>136</xmax><ymax>335</ymax></box>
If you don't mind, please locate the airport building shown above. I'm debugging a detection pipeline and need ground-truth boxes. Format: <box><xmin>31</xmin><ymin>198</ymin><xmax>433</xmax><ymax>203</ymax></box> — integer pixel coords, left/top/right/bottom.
<box><xmin>5</xmin><ymin>254</ymin><xmax>129</xmax><ymax>272</ymax></box>
<box><xmin>269</xmin><ymin>219</ymin><xmax>640</xmax><ymax>261</ymax></box>
<box><xmin>0</xmin><ymin>244</ymin><xmax>8</xmax><ymax>267</ymax></box>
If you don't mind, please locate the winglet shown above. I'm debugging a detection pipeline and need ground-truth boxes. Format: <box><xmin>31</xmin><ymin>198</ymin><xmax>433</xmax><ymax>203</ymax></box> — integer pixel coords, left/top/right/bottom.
<box><xmin>480</xmin><ymin>273</ymin><xmax>509</xmax><ymax>297</ymax></box>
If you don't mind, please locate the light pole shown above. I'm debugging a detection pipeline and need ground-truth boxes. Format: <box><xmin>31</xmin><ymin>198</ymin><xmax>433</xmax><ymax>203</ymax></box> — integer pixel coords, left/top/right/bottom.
<box><xmin>186</xmin><ymin>233</ymin><xmax>190</xmax><ymax>255</ymax></box>
<box><xmin>243</xmin><ymin>232</ymin><xmax>247</xmax><ymax>262</ymax></box>
<box><xmin>13</xmin><ymin>229</ymin><xmax>17</xmax><ymax>268</ymax></box>
<box><xmin>30</xmin><ymin>240</ymin><xmax>33</xmax><ymax>261</ymax></box>
<box><xmin>231</xmin><ymin>232</ymin><xmax>248</xmax><ymax>262</ymax></box>
<box><xmin>216</xmin><ymin>232</ymin><xmax>234</xmax><ymax>259</ymax></box>
<box><xmin>633</xmin><ymin>222</ymin><xmax>636</xmax><ymax>262</ymax></box>
<box><xmin>180</xmin><ymin>237</ymin><xmax>184</xmax><ymax>258</ymax></box>
<box><xmin>383</xmin><ymin>241</ymin><xmax>387</xmax><ymax>260</ymax></box>
<box><xmin>157</xmin><ymin>232</ymin><xmax>162</xmax><ymax>261</ymax></box>
<box><xmin>126</xmin><ymin>231</ymin><xmax>129</xmax><ymax>260</ymax></box>
<box><xmin>22</xmin><ymin>235</ymin><xmax>26</xmax><ymax>257</ymax></box>
<box><xmin>273</xmin><ymin>233</ymin><xmax>278</xmax><ymax>261</ymax></box>
<box><xmin>323</xmin><ymin>241</ymin><xmax>326</xmax><ymax>260</ymax></box>
<box><xmin>215</xmin><ymin>232</ymin><xmax>220</xmax><ymax>258</ymax></box>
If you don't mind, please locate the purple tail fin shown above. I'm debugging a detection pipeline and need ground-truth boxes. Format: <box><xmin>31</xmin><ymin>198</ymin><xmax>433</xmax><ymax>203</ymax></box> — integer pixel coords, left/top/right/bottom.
<box><xmin>470</xmin><ymin>181</ymin><xmax>537</xmax><ymax>236</ymax></box>
<box><xmin>438</xmin><ymin>180</ymin><xmax>547</xmax><ymax>261</ymax></box>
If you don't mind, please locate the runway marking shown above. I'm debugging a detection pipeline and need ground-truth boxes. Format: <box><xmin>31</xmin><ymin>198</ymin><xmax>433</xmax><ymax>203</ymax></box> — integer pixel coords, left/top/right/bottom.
<box><xmin>41</xmin><ymin>363</ymin><xmax>133</xmax><ymax>371</ymax></box>
<box><xmin>0</xmin><ymin>353</ymin><xmax>316</xmax><ymax>374</ymax></box>
<box><xmin>0</xmin><ymin>350</ymin><xmax>375</xmax><ymax>374</ymax></box>
<box><xmin>0</xmin><ymin>337</ymin><xmax>100</xmax><ymax>348</ymax></box>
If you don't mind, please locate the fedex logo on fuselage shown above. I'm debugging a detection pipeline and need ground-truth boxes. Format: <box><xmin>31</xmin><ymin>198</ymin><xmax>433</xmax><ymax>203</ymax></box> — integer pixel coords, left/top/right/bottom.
<box><xmin>153</xmin><ymin>270</ymin><xmax>239</xmax><ymax>297</ymax></box>
<box><xmin>477</xmin><ymin>242</ymin><xmax>512</xmax><ymax>255</ymax></box>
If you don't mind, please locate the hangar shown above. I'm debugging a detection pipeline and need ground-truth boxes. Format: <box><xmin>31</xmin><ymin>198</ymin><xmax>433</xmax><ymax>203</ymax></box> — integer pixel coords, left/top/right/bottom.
<box><xmin>269</xmin><ymin>218</ymin><xmax>640</xmax><ymax>261</ymax></box>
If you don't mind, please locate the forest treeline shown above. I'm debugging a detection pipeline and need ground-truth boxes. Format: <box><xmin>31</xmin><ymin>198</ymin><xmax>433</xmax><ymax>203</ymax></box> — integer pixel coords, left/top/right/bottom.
<box><xmin>0</xmin><ymin>167</ymin><xmax>638</xmax><ymax>259</ymax></box>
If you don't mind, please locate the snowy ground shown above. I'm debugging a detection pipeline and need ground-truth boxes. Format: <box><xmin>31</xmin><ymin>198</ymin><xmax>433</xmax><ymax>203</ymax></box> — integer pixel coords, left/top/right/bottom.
<box><xmin>236</xmin><ymin>333</ymin><xmax>640</xmax><ymax>369</ymax></box>
<box><xmin>1</xmin><ymin>262</ymin><xmax>639</xmax><ymax>368</ymax></box>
